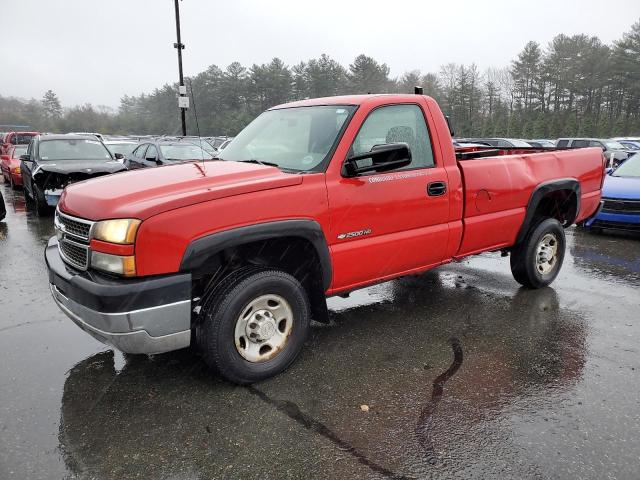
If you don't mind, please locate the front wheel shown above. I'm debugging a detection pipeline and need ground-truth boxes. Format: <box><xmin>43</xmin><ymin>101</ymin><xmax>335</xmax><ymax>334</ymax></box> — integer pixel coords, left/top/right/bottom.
<box><xmin>33</xmin><ymin>184</ymin><xmax>51</xmax><ymax>216</ymax></box>
<box><xmin>198</xmin><ymin>267</ymin><xmax>311</xmax><ymax>384</ymax></box>
<box><xmin>510</xmin><ymin>218</ymin><xmax>566</xmax><ymax>289</ymax></box>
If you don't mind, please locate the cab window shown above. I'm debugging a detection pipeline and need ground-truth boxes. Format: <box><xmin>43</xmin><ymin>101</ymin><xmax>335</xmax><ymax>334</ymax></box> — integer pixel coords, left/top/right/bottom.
<box><xmin>350</xmin><ymin>104</ymin><xmax>435</xmax><ymax>171</ymax></box>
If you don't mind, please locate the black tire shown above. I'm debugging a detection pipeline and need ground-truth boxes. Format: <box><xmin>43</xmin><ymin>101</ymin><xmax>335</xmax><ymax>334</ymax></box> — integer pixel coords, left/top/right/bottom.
<box><xmin>198</xmin><ymin>267</ymin><xmax>311</xmax><ymax>384</ymax></box>
<box><xmin>510</xmin><ymin>218</ymin><xmax>566</xmax><ymax>289</ymax></box>
<box><xmin>33</xmin><ymin>184</ymin><xmax>51</xmax><ymax>216</ymax></box>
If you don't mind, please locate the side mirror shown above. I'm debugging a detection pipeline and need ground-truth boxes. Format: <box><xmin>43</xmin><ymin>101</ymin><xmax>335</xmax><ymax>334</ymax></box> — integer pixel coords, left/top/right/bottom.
<box><xmin>155</xmin><ymin>158</ymin><xmax>163</xmax><ymax>166</ymax></box>
<box><xmin>19</xmin><ymin>154</ymin><xmax>31</xmax><ymax>162</ymax></box>
<box><xmin>343</xmin><ymin>143</ymin><xmax>412</xmax><ymax>177</ymax></box>
<box><xmin>114</xmin><ymin>152</ymin><xmax>124</xmax><ymax>160</ymax></box>
<box><xmin>605</xmin><ymin>167</ymin><xmax>613</xmax><ymax>175</ymax></box>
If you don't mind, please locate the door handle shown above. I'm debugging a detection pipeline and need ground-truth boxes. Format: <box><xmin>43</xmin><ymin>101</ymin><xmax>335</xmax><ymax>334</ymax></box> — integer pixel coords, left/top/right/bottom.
<box><xmin>427</xmin><ymin>181</ymin><xmax>447</xmax><ymax>196</ymax></box>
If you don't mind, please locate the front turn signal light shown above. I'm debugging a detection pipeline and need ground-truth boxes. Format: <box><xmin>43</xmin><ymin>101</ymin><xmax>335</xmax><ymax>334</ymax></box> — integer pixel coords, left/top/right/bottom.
<box><xmin>91</xmin><ymin>251</ymin><xmax>136</xmax><ymax>277</ymax></box>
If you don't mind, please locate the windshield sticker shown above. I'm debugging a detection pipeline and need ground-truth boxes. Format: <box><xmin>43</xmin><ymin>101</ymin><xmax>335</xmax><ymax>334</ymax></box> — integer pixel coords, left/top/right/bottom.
<box><xmin>368</xmin><ymin>170</ymin><xmax>428</xmax><ymax>184</ymax></box>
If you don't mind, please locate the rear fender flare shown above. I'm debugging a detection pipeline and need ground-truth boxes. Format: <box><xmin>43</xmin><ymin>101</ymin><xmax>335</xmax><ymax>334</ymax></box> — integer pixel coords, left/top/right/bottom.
<box><xmin>515</xmin><ymin>178</ymin><xmax>580</xmax><ymax>245</ymax></box>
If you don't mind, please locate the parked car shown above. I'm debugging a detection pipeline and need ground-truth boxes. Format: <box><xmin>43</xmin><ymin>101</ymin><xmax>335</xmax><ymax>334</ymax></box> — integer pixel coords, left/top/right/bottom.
<box><xmin>204</xmin><ymin>136</ymin><xmax>232</xmax><ymax>151</ymax></box>
<box><xmin>103</xmin><ymin>139</ymin><xmax>139</xmax><ymax>161</ymax></box>
<box><xmin>617</xmin><ymin>140</ymin><xmax>640</xmax><ymax>151</ymax></box>
<box><xmin>1</xmin><ymin>131</ymin><xmax>39</xmax><ymax>156</ymax></box>
<box><xmin>1</xmin><ymin>144</ymin><xmax>28</xmax><ymax>188</ymax></box>
<box><xmin>456</xmin><ymin>137</ymin><xmax>533</xmax><ymax>148</ymax></box>
<box><xmin>46</xmin><ymin>94</ymin><xmax>605</xmax><ymax>384</ymax></box>
<box><xmin>585</xmin><ymin>152</ymin><xmax>640</xmax><ymax>233</ymax></box>
<box><xmin>216</xmin><ymin>138</ymin><xmax>233</xmax><ymax>152</ymax></box>
<box><xmin>69</xmin><ymin>132</ymin><xmax>104</xmax><ymax>141</ymax></box>
<box><xmin>21</xmin><ymin>135</ymin><xmax>127</xmax><ymax>215</ymax></box>
<box><xmin>124</xmin><ymin>140</ymin><xmax>214</xmax><ymax>169</ymax></box>
<box><xmin>556</xmin><ymin>138</ymin><xmax>628</xmax><ymax>166</ymax></box>
<box><xmin>527</xmin><ymin>139</ymin><xmax>556</xmax><ymax>148</ymax></box>
<box><xmin>0</xmin><ymin>187</ymin><xmax>5</xmax><ymax>221</ymax></box>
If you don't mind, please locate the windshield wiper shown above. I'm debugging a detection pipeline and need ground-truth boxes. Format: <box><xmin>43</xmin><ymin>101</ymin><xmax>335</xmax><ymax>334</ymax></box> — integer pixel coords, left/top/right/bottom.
<box><xmin>236</xmin><ymin>159</ymin><xmax>281</xmax><ymax>168</ymax></box>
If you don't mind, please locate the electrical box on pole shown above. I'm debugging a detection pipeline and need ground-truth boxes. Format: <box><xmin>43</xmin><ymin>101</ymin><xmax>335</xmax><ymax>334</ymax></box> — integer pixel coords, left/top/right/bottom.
<box><xmin>173</xmin><ymin>0</ymin><xmax>187</xmax><ymax>135</ymax></box>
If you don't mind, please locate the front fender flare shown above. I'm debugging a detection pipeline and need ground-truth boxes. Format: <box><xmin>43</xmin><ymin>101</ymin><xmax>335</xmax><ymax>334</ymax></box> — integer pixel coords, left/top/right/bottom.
<box><xmin>179</xmin><ymin>219</ymin><xmax>332</xmax><ymax>291</ymax></box>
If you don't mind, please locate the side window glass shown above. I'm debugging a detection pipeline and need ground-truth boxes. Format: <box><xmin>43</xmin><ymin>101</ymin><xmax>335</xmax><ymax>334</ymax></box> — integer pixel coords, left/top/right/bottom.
<box><xmin>146</xmin><ymin>145</ymin><xmax>158</xmax><ymax>160</ymax></box>
<box><xmin>557</xmin><ymin>140</ymin><xmax>569</xmax><ymax>148</ymax></box>
<box><xmin>350</xmin><ymin>104</ymin><xmax>435</xmax><ymax>171</ymax></box>
<box><xmin>134</xmin><ymin>144</ymin><xmax>148</xmax><ymax>158</ymax></box>
<box><xmin>573</xmin><ymin>140</ymin><xmax>588</xmax><ymax>148</ymax></box>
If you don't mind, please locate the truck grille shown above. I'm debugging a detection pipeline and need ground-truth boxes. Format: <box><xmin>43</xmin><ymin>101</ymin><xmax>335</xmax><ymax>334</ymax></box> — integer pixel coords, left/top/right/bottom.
<box><xmin>601</xmin><ymin>198</ymin><xmax>640</xmax><ymax>215</ymax></box>
<box><xmin>55</xmin><ymin>210</ymin><xmax>94</xmax><ymax>270</ymax></box>
<box><xmin>56</xmin><ymin>211</ymin><xmax>93</xmax><ymax>240</ymax></box>
<box><xmin>59</xmin><ymin>238</ymin><xmax>90</xmax><ymax>270</ymax></box>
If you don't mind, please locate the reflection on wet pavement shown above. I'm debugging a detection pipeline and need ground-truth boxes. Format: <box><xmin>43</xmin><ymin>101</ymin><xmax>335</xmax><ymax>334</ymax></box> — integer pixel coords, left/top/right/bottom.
<box><xmin>1</xmin><ymin>182</ymin><xmax>640</xmax><ymax>479</ymax></box>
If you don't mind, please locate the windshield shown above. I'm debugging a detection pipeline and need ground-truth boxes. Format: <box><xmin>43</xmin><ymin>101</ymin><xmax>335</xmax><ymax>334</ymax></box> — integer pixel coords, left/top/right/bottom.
<box><xmin>39</xmin><ymin>139</ymin><xmax>112</xmax><ymax>161</ymax></box>
<box><xmin>159</xmin><ymin>144</ymin><xmax>214</xmax><ymax>161</ymax></box>
<box><xmin>12</xmin><ymin>145</ymin><xmax>27</xmax><ymax>158</ymax></box>
<box><xmin>605</xmin><ymin>141</ymin><xmax>625</xmax><ymax>150</ymax></box>
<box><xmin>621</xmin><ymin>142</ymin><xmax>640</xmax><ymax>150</ymax></box>
<box><xmin>12</xmin><ymin>133</ymin><xmax>36</xmax><ymax>145</ymax></box>
<box><xmin>612</xmin><ymin>153</ymin><xmax>640</xmax><ymax>177</ymax></box>
<box><xmin>106</xmin><ymin>143</ymin><xmax>138</xmax><ymax>156</ymax></box>
<box><xmin>219</xmin><ymin>105</ymin><xmax>356</xmax><ymax>171</ymax></box>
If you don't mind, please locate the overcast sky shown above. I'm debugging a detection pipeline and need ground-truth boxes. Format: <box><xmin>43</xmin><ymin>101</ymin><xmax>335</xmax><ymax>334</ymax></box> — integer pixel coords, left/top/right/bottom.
<box><xmin>1</xmin><ymin>0</ymin><xmax>639</xmax><ymax>108</ymax></box>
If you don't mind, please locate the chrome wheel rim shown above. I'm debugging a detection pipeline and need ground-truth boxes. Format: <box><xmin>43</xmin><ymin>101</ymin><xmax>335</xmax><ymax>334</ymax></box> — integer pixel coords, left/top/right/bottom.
<box><xmin>234</xmin><ymin>294</ymin><xmax>293</xmax><ymax>363</ymax></box>
<box><xmin>535</xmin><ymin>233</ymin><xmax>558</xmax><ymax>275</ymax></box>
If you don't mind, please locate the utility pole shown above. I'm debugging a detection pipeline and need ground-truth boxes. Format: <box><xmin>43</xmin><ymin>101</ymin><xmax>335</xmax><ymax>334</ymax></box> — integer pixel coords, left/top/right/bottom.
<box><xmin>173</xmin><ymin>0</ymin><xmax>187</xmax><ymax>135</ymax></box>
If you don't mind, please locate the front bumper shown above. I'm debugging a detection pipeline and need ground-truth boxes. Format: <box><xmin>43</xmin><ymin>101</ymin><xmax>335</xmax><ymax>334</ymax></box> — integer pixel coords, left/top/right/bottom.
<box><xmin>46</xmin><ymin>237</ymin><xmax>192</xmax><ymax>354</ymax></box>
<box><xmin>11</xmin><ymin>172</ymin><xmax>23</xmax><ymax>186</ymax></box>
<box><xmin>585</xmin><ymin>203</ymin><xmax>640</xmax><ymax>233</ymax></box>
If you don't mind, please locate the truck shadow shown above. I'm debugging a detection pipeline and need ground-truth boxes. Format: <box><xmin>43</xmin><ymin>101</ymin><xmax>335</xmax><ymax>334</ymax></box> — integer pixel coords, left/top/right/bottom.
<box><xmin>57</xmin><ymin>270</ymin><xmax>587</xmax><ymax>479</ymax></box>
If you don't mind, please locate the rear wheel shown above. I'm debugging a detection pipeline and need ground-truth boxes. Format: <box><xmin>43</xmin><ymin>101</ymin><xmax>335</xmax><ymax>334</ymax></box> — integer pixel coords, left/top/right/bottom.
<box><xmin>198</xmin><ymin>267</ymin><xmax>311</xmax><ymax>384</ymax></box>
<box><xmin>510</xmin><ymin>218</ymin><xmax>565</xmax><ymax>289</ymax></box>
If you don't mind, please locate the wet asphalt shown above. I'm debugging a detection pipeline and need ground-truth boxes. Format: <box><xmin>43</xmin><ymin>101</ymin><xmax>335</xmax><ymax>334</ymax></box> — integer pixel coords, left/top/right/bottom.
<box><xmin>1</xmin><ymin>181</ymin><xmax>640</xmax><ymax>480</ymax></box>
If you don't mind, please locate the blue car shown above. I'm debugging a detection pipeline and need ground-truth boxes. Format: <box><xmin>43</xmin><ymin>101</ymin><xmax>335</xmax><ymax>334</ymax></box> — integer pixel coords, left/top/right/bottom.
<box><xmin>586</xmin><ymin>153</ymin><xmax>640</xmax><ymax>233</ymax></box>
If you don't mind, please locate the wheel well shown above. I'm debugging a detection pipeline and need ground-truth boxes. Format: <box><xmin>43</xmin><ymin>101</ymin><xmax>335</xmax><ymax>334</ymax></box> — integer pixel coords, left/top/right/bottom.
<box><xmin>193</xmin><ymin>236</ymin><xmax>329</xmax><ymax>323</ymax></box>
<box><xmin>514</xmin><ymin>181</ymin><xmax>580</xmax><ymax>246</ymax></box>
<box><xmin>532</xmin><ymin>189</ymin><xmax>578</xmax><ymax>227</ymax></box>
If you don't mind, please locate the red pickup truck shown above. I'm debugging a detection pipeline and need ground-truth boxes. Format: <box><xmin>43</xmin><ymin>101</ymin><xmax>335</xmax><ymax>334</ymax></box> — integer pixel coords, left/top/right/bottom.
<box><xmin>46</xmin><ymin>94</ymin><xmax>605</xmax><ymax>383</ymax></box>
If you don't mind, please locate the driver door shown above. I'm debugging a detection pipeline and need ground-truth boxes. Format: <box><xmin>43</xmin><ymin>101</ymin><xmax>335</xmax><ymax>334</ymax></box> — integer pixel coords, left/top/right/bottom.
<box><xmin>326</xmin><ymin>103</ymin><xmax>450</xmax><ymax>291</ymax></box>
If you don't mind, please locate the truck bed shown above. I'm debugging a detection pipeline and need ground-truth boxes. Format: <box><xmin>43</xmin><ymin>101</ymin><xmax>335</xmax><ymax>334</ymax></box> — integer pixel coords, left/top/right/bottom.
<box><xmin>454</xmin><ymin>147</ymin><xmax>605</xmax><ymax>258</ymax></box>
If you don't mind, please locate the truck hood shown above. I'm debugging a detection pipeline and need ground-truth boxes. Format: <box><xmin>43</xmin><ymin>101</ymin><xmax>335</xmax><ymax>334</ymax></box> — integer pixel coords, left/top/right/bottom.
<box><xmin>602</xmin><ymin>174</ymin><xmax>640</xmax><ymax>200</ymax></box>
<box><xmin>34</xmin><ymin>159</ymin><xmax>126</xmax><ymax>176</ymax></box>
<box><xmin>58</xmin><ymin>160</ymin><xmax>303</xmax><ymax>220</ymax></box>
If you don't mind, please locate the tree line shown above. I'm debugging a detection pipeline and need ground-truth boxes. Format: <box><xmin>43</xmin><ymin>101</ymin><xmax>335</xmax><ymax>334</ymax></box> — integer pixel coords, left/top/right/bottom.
<box><xmin>1</xmin><ymin>19</ymin><xmax>639</xmax><ymax>139</ymax></box>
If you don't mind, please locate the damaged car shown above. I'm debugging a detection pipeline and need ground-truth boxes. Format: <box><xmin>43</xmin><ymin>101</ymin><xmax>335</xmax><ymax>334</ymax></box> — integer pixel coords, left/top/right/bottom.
<box><xmin>20</xmin><ymin>135</ymin><xmax>126</xmax><ymax>215</ymax></box>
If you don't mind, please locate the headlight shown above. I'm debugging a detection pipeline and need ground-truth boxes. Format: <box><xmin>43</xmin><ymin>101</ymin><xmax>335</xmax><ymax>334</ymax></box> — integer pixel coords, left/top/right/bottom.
<box><xmin>91</xmin><ymin>251</ymin><xmax>136</xmax><ymax>276</ymax></box>
<box><xmin>93</xmin><ymin>218</ymin><xmax>141</xmax><ymax>244</ymax></box>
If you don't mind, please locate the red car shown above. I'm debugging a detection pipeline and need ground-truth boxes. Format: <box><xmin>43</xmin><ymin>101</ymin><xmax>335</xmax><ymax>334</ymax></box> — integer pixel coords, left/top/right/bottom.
<box><xmin>1</xmin><ymin>144</ymin><xmax>28</xmax><ymax>188</ymax></box>
<box><xmin>1</xmin><ymin>131</ymin><xmax>38</xmax><ymax>156</ymax></box>
<box><xmin>46</xmin><ymin>93</ymin><xmax>605</xmax><ymax>384</ymax></box>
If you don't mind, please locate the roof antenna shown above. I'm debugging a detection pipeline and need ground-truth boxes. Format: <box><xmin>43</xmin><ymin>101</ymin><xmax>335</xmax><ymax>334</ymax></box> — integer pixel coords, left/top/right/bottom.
<box><xmin>187</xmin><ymin>77</ymin><xmax>206</xmax><ymax>172</ymax></box>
